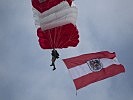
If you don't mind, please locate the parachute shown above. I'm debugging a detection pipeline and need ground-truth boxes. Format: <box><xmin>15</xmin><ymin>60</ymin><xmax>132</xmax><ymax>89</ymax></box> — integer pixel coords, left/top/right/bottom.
<box><xmin>32</xmin><ymin>0</ymin><xmax>79</xmax><ymax>49</ymax></box>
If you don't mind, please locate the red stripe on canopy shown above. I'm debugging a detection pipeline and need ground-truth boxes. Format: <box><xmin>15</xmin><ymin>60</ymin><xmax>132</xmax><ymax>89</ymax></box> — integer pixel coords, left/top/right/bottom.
<box><xmin>32</xmin><ymin>0</ymin><xmax>72</xmax><ymax>13</ymax></box>
<box><xmin>37</xmin><ymin>23</ymin><xmax>79</xmax><ymax>49</ymax></box>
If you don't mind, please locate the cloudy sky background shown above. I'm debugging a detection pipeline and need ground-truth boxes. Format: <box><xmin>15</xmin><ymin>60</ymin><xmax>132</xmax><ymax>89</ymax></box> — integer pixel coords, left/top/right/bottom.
<box><xmin>0</xmin><ymin>0</ymin><xmax>133</xmax><ymax>100</ymax></box>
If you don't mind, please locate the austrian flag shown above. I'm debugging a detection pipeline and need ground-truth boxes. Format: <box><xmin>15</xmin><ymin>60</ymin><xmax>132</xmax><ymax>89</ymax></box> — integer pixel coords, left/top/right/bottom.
<box><xmin>63</xmin><ymin>51</ymin><xmax>125</xmax><ymax>90</ymax></box>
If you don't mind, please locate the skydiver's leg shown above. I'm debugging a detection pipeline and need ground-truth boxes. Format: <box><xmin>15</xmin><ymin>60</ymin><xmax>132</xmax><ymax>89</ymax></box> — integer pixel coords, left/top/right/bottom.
<box><xmin>50</xmin><ymin>57</ymin><xmax>56</xmax><ymax>66</ymax></box>
<box><xmin>50</xmin><ymin>56</ymin><xmax>54</xmax><ymax>66</ymax></box>
<box><xmin>52</xmin><ymin>57</ymin><xmax>56</xmax><ymax>70</ymax></box>
<box><xmin>53</xmin><ymin>64</ymin><xmax>56</xmax><ymax>71</ymax></box>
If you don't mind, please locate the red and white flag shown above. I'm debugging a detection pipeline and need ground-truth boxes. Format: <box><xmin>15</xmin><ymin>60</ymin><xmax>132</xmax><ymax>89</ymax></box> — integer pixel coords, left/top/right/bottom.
<box><xmin>63</xmin><ymin>51</ymin><xmax>125</xmax><ymax>90</ymax></box>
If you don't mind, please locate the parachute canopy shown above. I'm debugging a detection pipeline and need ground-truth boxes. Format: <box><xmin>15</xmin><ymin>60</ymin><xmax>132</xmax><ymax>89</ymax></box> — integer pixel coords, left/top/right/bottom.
<box><xmin>32</xmin><ymin>0</ymin><xmax>79</xmax><ymax>49</ymax></box>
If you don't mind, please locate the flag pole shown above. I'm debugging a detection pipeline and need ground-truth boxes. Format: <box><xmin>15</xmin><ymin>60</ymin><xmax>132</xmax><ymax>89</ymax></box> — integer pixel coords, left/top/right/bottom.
<box><xmin>76</xmin><ymin>90</ymin><xmax>77</xmax><ymax>96</ymax></box>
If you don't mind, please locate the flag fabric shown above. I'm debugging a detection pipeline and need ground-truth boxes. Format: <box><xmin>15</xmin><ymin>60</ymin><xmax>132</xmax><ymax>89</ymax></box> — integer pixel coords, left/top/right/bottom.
<box><xmin>63</xmin><ymin>51</ymin><xmax>125</xmax><ymax>90</ymax></box>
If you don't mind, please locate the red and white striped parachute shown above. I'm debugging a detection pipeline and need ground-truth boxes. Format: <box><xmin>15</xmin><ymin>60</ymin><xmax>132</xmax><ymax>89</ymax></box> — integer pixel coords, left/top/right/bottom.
<box><xmin>32</xmin><ymin>0</ymin><xmax>79</xmax><ymax>49</ymax></box>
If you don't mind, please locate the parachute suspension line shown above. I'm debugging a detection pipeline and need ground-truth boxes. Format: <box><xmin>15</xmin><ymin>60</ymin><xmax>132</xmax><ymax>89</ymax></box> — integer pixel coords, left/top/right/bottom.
<box><xmin>53</xmin><ymin>27</ymin><xmax>57</xmax><ymax>49</ymax></box>
<box><xmin>55</xmin><ymin>27</ymin><xmax>60</xmax><ymax>48</ymax></box>
<box><xmin>57</xmin><ymin>27</ymin><xmax>62</xmax><ymax>48</ymax></box>
<box><xmin>48</xmin><ymin>29</ymin><xmax>54</xmax><ymax>49</ymax></box>
<box><xmin>58</xmin><ymin>27</ymin><xmax>62</xmax><ymax>47</ymax></box>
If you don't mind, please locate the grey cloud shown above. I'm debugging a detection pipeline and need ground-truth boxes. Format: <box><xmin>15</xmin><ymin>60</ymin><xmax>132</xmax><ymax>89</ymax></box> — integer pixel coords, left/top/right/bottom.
<box><xmin>0</xmin><ymin>0</ymin><xmax>133</xmax><ymax>100</ymax></box>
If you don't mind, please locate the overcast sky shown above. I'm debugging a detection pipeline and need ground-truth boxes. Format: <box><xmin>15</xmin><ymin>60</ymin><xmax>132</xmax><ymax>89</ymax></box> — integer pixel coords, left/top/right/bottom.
<box><xmin>0</xmin><ymin>0</ymin><xmax>133</xmax><ymax>100</ymax></box>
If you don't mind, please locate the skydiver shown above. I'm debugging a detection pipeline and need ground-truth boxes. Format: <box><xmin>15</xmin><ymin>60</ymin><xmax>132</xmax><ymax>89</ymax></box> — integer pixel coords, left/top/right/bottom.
<box><xmin>50</xmin><ymin>49</ymin><xmax>59</xmax><ymax>71</ymax></box>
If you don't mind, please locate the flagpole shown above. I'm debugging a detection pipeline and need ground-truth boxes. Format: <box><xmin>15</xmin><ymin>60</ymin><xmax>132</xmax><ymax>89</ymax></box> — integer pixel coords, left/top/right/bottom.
<box><xmin>76</xmin><ymin>90</ymin><xmax>77</xmax><ymax>96</ymax></box>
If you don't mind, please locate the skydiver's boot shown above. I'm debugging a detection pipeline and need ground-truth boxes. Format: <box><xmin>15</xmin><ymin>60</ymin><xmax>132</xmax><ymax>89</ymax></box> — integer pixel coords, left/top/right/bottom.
<box><xmin>52</xmin><ymin>62</ymin><xmax>56</xmax><ymax>71</ymax></box>
<box><xmin>52</xmin><ymin>63</ymin><xmax>56</xmax><ymax>71</ymax></box>
<box><xmin>53</xmin><ymin>66</ymin><xmax>56</xmax><ymax>71</ymax></box>
<box><xmin>50</xmin><ymin>62</ymin><xmax>56</xmax><ymax>70</ymax></box>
